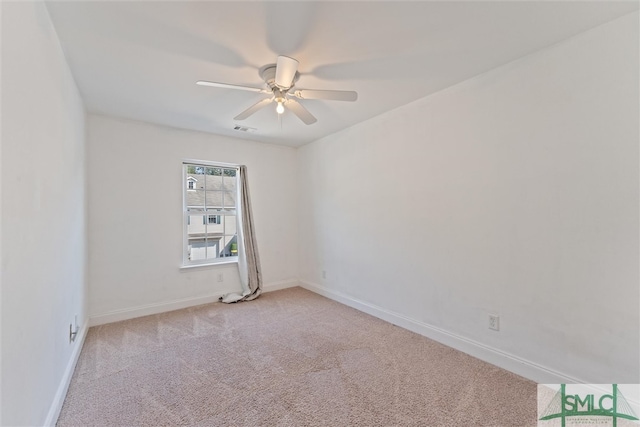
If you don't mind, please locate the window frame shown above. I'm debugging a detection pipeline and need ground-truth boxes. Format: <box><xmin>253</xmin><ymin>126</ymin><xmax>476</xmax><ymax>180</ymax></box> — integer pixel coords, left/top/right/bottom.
<box><xmin>182</xmin><ymin>160</ymin><xmax>240</xmax><ymax>267</ymax></box>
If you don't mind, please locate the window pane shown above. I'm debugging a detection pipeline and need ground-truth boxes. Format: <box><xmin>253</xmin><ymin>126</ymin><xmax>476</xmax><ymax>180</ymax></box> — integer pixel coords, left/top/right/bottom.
<box><xmin>207</xmin><ymin>215</ymin><xmax>223</xmax><ymax>232</ymax></box>
<box><xmin>223</xmin><ymin>174</ymin><xmax>237</xmax><ymax>192</ymax></box>
<box><xmin>229</xmin><ymin>236</ymin><xmax>238</xmax><ymax>257</ymax></box>
<box><xmin>186</xmin><ymin>189</ymin><xmax>205</xmax><ymax>209</ymax></box>
<box><xmin>224</xmin><ymin>191</ymin><xmax>236</xmax><ymax>208</ymax></box>
<box><xmin>205</xmin><ymin>169</ymin><xmax>223</xmax><ymax>193</ymax></box>
<box><xmin>187</xmin><ymin>214</ymin><xmax>206</xmax><ymax>237</ymax></box>
<box><xmin>189</xmin><ymin>240</ymin><xmax>208</xmax><ymax>261</ymax></box>
<box><xmin>205</xmin><ymin>237</ymin><xmax>220</xmax><ymax>260</ymax></box>
<box><xmin>219</xmin><ymin>234</ymin><xmax>237</xmax><ymax>258</ymax></box>
<box><xmin>185</xmin><ymin>164</ymin><xmax>205</xmax><ymax>176</ymax></box>
<box><xmin>205</xmin><ymin>190</ymin><xmax>223</xmax><ymax>209</ymax></box>
<box><xmin>223</xmin><ymin>214</ymin><xmax>237</xmax><ymax>236</ymax></box>
<box><xmin>206</xmin><ymin>167</ymin><xmax>222</xmax><ymax>177</ymax></box>
<box><xmin>187</xmin><ymin>166</ymin><xmax>205</xmax><ymax>180</ymax></box>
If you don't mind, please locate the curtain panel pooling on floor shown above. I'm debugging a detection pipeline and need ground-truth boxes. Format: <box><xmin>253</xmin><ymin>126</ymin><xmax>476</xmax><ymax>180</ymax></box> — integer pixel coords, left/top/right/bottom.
<box><xmin>221</xmin><ymin>165</ymin><xmax>262</xmax><ymax>303</ymax></box>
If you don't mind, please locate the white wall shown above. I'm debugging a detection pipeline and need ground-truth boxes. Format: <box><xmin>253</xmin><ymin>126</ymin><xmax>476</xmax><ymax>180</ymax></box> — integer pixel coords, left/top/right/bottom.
<box><xmin>1</xmin><ymin>7</ymin><xmax>634</xmax><ymax>425</ymax></box>
<box><xmin>1</xmin><ymin>2</ymin><xmax>87</xmax><ymax>426</ymax></box>
<box><xmin>87</xmin><ymin>115</ymin><xmax>298</xmax><ymax>322</ymax></box>
<box><xmin>298</xmin><ymin>12</ymin><xmax>639</xmax><ymax>384</ymax></box>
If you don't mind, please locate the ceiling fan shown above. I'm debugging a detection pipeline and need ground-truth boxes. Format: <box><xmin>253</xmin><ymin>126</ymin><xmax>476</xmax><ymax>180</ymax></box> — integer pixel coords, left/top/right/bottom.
<box><xmin>197</xmin><ymin>55</ymin><xmax>358</xmax><ymax>125</ymax></box>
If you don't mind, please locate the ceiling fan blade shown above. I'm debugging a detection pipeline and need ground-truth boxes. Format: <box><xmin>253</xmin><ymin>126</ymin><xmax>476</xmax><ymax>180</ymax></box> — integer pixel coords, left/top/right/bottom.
<box><xmin>197</xmin><ymin>81</ymin><xmax>268</xmax><ymax>93</ymax></box>
<box><xmin>275</xmin><ymin>56</ymin><xmax>299</xmax><ymax>89</ymax></box>
<box><xmin>286</xmin><ymin>99</ymin><xmax>317</xmax><ymax>125</ymax></box>
<box><xmin>234</xmin><ymin>98</ymin><xmax>273</xmax><ymax>120</ymax></box>
<box><xmin>291</xmin><ymin>89</ymin><xmax>358</xmax><ymax>102</ymax></box>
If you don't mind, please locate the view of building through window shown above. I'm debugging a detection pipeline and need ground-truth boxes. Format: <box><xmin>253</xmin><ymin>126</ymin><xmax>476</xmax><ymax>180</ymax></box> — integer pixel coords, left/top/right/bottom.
<box><xmin>184</xmin><ymin>163</ymin><xmax>238</xmax><ymax>264</ymax></box>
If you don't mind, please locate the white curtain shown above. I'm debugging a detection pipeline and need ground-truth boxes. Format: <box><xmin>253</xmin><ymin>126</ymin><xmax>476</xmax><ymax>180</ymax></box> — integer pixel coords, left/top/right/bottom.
<box><xmin>221</xmin><ymin>165</ymin><xmax>262</xmax><ymax>303</ymax></box>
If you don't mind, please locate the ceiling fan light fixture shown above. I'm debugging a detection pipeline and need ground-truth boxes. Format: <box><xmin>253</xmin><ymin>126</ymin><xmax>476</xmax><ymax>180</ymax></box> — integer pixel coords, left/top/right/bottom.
<box><xmin>198</xmin><ymin>55</ymin><xmax>357</xmax><ymax>125</ymax></box>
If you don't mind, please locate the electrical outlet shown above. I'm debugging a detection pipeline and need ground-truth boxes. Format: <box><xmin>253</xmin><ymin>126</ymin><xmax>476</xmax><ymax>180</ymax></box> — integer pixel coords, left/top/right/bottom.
<box><xmin>69</xmin><ymin>323</ymin><xmax>77</xmax><ymax>343</ymax></box>
<box><xmin>217</xmin><ymin>272</ymin><xmax>224</xmax><ymax>282</ymax></box>
<box><xmin>488</xmin><ymin>314</ymin><xmax>500</xmax><ymax>331</ymax></box>
<box><xmin>69</xmin><ymin>313</ymin><xmax>80</xmax><ymax>343</ymax></box>
<box><xmin>322</xmin><ymin>270</ymin><xmax>326</xmax><ymax>279</ymax></box>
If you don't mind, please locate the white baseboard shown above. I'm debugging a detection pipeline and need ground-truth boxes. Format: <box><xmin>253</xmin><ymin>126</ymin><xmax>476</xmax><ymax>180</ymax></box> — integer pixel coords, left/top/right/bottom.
<box><xmin>89</xmin><ymin>280</ymin><xmax>300</xmax><ymax>327</ymax></box>
<box><xmin>89</xmin><ymin>293</ymin><xmax>227</xmax><ymax>326</ymax></box>
<box><xmin>262</xmin><ymin>279</ymin><xmax>299</xmax><ymax>293</ymax></box>
<box><xmin>44</xmin><ymin>323</ymin><xmax>89</xmax><ymax>427</ymax></box>
<box><xmin>300</xmin><ymin>280</ymin><xmax>584</xmax><ymax>385</ymax></box>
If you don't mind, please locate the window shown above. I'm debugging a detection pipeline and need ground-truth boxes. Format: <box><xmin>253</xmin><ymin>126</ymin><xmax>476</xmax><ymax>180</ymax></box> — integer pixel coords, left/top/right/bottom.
<box><xmin>183</xmin><ymin>162</ymin><xmax>238</xmax><ymax>265</ymax></box>
<box><xmin>187</xmin><ymin>177</ymin><xmax>196</xmax><ymax>190</ymax></box>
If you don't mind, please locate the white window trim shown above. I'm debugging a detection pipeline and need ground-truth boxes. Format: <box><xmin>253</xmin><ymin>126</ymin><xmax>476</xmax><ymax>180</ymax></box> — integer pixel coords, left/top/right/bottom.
<box><xmin>182</xmin><ymin>160</ymin><xmax>240</xmax><ymax>268</ymax></box>
<box><xmin>179</xmin><ymin>258</ymin><xmax>238</xmax><ymax>270</ymax></box>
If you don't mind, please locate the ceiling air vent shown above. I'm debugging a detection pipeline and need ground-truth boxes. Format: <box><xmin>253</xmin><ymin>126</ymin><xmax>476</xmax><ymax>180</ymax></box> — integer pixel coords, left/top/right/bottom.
<box><xmin>233</xmin><ymin>125</ymin><xmax>257</xmax><ymax>133</ymax></box>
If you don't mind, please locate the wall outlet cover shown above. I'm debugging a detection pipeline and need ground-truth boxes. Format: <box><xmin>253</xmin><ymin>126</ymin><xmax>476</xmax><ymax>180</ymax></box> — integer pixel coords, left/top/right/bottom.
<box><xmin>489</xmin><ymin>314</ymin><xmax>500</xmax><ymax>331</ymax></box>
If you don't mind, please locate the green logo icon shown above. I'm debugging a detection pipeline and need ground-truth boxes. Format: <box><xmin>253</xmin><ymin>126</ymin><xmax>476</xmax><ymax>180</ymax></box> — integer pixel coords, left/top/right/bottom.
<box><xmin>540</xmin><ymin>384</ymin><xmax>639</xmax><ymax>427</ymax></box>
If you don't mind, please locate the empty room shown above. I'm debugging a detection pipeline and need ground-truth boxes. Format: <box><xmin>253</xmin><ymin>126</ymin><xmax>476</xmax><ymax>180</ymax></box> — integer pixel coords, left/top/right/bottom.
<box><xmin>1</xmin><ymin>1</ymin><xmax>638</xmax><ymax>426</ymax></box>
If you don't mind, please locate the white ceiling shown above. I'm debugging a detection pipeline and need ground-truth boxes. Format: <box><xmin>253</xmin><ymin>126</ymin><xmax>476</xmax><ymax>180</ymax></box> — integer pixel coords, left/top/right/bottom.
<box><xmin>46</xmin><ymin>1</ymin><xmax>638</xmax><ymax>148</ymax></box>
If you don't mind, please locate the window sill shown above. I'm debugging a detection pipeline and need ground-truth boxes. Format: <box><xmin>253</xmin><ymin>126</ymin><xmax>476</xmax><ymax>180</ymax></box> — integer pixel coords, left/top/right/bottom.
<box><xmin>180</xmin><ymin>258</ymin><xmax>238</xmax><ymax>270</ymax></box>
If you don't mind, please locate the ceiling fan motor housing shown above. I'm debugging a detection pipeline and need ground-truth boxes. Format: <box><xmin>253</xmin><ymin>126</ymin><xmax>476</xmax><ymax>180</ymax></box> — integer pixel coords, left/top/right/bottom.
<box><xmin>259</xmin><ymin>64</ymin><xmax>299</xmax><ymax>91</ymax></box>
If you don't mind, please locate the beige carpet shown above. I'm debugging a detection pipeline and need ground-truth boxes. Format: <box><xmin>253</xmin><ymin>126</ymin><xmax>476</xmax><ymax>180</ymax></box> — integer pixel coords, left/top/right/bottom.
<box><xmin>57</xmin><ymin>287</ymin><xmax>537</xmax><ymax>426</ymax></box>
